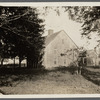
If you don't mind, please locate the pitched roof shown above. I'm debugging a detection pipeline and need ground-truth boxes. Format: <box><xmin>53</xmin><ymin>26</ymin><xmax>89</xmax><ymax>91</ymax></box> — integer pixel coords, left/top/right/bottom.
<box><xmin>45</xmin><ymin>31</ymin><xmax>61</xmax><ymax>46</ymax></box>
<box><xmin>45</xmin><ymin>30</ymin><xmax>78</xmax><ymax>48</ymax></box>
<box><xmin>87</xmin><ymin>49</ymin><xmax>97</xmax><ymax>57</ymax></box>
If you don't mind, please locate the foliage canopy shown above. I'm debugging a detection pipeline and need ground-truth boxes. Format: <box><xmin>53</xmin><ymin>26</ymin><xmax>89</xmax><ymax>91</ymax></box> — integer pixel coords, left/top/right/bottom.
<box><xmin>0</xmin><ymin>7</ymin><xmax>45</xmax><ymax>68</ymax></box>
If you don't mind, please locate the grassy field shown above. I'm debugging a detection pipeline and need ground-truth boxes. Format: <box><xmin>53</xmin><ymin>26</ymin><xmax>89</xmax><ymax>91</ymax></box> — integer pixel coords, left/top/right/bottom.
<box><xmin>0</xmin><ymin>67</ymin><xmax>100</xmax><ymax>94</ymax></box>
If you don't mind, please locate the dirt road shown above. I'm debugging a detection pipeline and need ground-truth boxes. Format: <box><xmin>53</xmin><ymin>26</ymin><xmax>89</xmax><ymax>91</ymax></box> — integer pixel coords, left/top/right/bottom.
<box><xmin>0</xmin><ymin>71</ymin><xmax>100</xmax><ymax>94</ymax></box>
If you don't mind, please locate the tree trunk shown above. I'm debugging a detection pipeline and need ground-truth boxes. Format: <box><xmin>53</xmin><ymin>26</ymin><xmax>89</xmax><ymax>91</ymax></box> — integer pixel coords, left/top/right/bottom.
<box><xmin>36</xmin><ymin>60</ymin><xmax>38</xmax><ymax>68</ymax></box>
<box><xmin>19</xmin><ymin>57</ymin><xmax>22</xmax><ymax>68</ymax></box>
<box><xmin>14</xmin><ymin>57</ymin><xmax>15</xmax><ymax>68</ymax></box>
<box><xmin>27</xmin><ymin>57</ymin><xmax>33</xmax><ymax>68</ymax></box>
<box><xmin>34</xmin><ymin>61</ymin><xmax>38</xmax><ymax>68</ymax></box>
<box><xmin>1</xmin><ymin>58</ymin><xmax>4</xmax><ymax>67</ymax></box>
<box><xmin>27</xmin><ymin>57</ymin><xmax>39</xmax><ymax>68</ymax></box>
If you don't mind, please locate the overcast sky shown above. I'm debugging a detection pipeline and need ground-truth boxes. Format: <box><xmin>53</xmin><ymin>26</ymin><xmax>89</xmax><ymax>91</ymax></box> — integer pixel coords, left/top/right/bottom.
<box><xmin>38</xmin><ymin>7</ymin><xmax>99</xmax><ymax>50</ymax></box>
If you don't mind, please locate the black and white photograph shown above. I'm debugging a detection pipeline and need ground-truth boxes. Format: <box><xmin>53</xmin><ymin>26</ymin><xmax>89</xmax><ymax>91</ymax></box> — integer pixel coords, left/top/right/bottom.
<box><xmin>0</xmin><ymin>3</ymin><xmax>100</xmax><ymax>95</ymax></box>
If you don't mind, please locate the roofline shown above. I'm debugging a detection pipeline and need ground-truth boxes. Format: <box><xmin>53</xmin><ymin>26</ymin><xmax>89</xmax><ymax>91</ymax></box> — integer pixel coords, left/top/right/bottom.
<box><xmin>45</xmin><ymin>30</ymin><xmax>79</xmax><ymax>49</ymax></box>
<box><xmin>61</xmin><ymin>30</ymin><xmax>79</xmax><ymax>49</ymax></box>
<box><xmin>45</xmin><ymin>30</ymin><xmax>61</xmax><ymax>47</ymax></box>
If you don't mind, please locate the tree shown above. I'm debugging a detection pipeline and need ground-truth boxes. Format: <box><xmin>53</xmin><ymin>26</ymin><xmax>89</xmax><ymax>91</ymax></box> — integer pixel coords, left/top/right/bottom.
<box><xmin>0</xmin><ymin>7</ymin><xmax>45</xmax><ymax>68</ymax></box>
<box><xmin>0</xmin><ymin>43</ymin><xmax>10</xmax><ymax>67</ymax></box>
<box><xmin>66</xmin><ymin>6</ymin><xmax>100</xmax><ymax>39</ymax></box>
<box><xmin>42</xmin><ymin>6</ymin><xmax>100</xmax><ymax>39</ymax></box>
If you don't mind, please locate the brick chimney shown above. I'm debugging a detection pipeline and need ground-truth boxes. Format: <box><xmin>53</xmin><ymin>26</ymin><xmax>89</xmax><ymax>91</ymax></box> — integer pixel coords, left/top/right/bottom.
<box><xmin>48</xmin><ymin>29</ymin><xmax>53</xmax><ymax>36</ymax></box>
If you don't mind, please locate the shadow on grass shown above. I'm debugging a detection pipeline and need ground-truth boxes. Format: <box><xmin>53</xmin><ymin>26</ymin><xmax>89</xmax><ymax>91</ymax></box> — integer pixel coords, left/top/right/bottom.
<box><xmin>0</xmin><ymin>66</ymin><xmax>77</xmax><ymax>88</ymax></box>
<box><xmin>82</xmin><ymin>68</ymin><xmax>100</xmax><ymax>86</ymax></box>
<box><xmin>0</xmin><ymin>67</ymin><xmax>49</xmax><ymax>87</ymax></box>
<box><xmin>0</xmin><ymin>66</ymin><xmax>83</xmax><ymax>94</ymax></box>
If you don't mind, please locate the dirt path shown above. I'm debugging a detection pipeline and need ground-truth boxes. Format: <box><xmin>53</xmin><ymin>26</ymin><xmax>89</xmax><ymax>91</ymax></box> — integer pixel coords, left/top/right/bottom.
<box><xmin>1</xmin><ymin>71</ymin><xmax>100</xmax><ymax>94</ymax></box>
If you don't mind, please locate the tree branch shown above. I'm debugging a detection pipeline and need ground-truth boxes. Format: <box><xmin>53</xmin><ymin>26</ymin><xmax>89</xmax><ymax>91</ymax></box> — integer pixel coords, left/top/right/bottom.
<box><xmin>0</xmin><ymin>26</ymin><xmax>34</xmax><ymax>47</ymax></box>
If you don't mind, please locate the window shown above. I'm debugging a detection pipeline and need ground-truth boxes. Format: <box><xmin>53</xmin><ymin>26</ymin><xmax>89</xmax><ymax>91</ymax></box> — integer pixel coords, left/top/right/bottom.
<box><xmin>54</xmin><ymin>49</ymin><xmax>57</xmax><ymax>54</ymax></box>
<box><xmin>54</xmin><ymin>49</ymin><xmax>57</xmax><ymax>64</ymax></box>
<box><xmin>54</xmin><ymin>61</ymin><xmax>56</xmax><ymax>64</ymax></box>
<box><xmin>62</xmin><ymin>39</ymin><xmax>64</xmax><ymax>44</ymax></box>
<box><xmin>99</xmin><ymin>54</ymin><xmax>100</xmax><ymax>58</ymax></box>
<box><xmin>64</xmin><ymin>59</ymin><xmax>66</xmax><ymax>64</ymax></box>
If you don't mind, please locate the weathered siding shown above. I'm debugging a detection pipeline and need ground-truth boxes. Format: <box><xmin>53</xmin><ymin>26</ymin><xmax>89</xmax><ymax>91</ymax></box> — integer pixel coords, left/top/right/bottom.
<box><xmin>95</xmin><ymin>45</ymin><xmax>100</xmax><ymax>66</ymax></box>
<box><xmin>43</xmin><ymin>30</ymin><xmax>78</xmax><ymax>69</ymax></box>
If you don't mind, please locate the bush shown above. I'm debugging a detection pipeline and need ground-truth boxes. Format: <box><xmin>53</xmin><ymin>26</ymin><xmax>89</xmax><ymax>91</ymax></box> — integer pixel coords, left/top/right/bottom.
<box><xmin>68</xmin><ymin>65</ymin><xmax>78</xmax><ymax>74</ymax></box>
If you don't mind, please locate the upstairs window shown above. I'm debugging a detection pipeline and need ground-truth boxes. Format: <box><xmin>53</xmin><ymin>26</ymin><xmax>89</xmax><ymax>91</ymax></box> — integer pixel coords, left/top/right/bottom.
<box><xmin>99</xmin><ymin>54</ymin><xmax>100</xmax><ymax>58</ymax></box>
<box><xmin>54</xmin><ymin>61</ymin><xmax>56</xmax><ymax>64</ymax></box>
<box><xmin>64</xmin><ymin>59</ymin><xmax>66</xmax><ymax>64</ymax></box>
<box><xmin>54</xmin><ymin>49</ymin><xmax>57</xmax><ymax>54</ymax></box>
<box><xmin>62</xmin><ymin>39</ymin><xmax>64</xmax><ymax>44</ymax></box>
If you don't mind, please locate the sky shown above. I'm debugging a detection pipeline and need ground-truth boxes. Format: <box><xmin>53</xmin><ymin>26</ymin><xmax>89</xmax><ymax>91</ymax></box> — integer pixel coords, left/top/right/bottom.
<box><xmin>38</xmin><ymin>7</ymin><xmax>99</xmax><ymax>50</ymax></box>
<box><xmin>0</xmin><ymin>3</ymin><xmax>100</xmax><ymax>50</ymax></box>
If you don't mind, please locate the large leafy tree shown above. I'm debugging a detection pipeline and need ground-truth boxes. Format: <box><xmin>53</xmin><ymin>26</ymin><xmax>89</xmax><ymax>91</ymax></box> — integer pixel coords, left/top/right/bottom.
<box><xmin>0</xmin><ymin>7</ymin><xmax>45</xmax><ymax>68</ymax></box>
<box><xmin>42</xmin><ymin>6</ymin><xmax>100</xmax><ymax>39</ymax></box>
<box><xmin>66</xmin><ymin>6</ymin><xmax>100</xmax><ymax>39</ymax></box>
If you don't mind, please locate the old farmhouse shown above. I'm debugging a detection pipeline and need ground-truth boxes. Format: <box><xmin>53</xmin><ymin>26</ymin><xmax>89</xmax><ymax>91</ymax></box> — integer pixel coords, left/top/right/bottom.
<box><xmin>1</xmin><ymin>30</ymin><xmax>79</xmax><ymax>69</ymax></box>
<box><xmin>43</xmin><ymin>30</ymin><xmax>79</xmax><ymax>69</ymax></box>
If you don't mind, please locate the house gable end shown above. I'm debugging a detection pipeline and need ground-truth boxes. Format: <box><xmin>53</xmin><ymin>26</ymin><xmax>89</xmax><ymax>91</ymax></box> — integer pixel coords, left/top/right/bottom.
<box><xmin>45</xmin><ymin>31</ymin><xmax>61</xmax><ymax>47</ymax></box>
<box><xmin>61</xmin><ymin>30</ymin><xmax>78</xmax><ymax>49</ymax></box>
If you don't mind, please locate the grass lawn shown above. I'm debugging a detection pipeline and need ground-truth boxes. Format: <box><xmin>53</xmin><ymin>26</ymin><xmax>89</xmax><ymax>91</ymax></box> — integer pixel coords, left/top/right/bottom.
<box><xmin>0</xmin><ymin>67</ymin><xmax>100</xmax><ymax>94</ymax></box>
